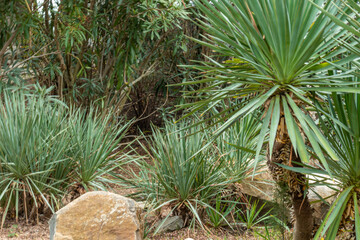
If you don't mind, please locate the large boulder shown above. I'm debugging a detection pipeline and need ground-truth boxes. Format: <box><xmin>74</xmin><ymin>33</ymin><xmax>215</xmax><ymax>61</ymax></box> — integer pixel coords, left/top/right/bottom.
<box><xmin>49</xmin><ymin>191</ymin><xmax>143</xmax><ymax>240</ymax></box>
<box><xmin>238</xmin><ymin>171</ymin><xmax>274</xmax><ymax>201</ymax></box>
<box><xmin>239</xmin><ymin>168</ymin><xmax>338</xmax><ymax>223</ymax></box>
<box><xmin>308</xmin><ymin>175</ymin><xmax>339</xmax><ymax>224</ymax></box>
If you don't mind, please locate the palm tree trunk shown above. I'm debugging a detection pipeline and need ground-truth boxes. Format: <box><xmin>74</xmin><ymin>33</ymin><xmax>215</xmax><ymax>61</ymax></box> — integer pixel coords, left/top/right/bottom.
<box><xmin>267</xmin><ymin>120</ymin><xmax>313</xmax><ymax>240</ymax></box>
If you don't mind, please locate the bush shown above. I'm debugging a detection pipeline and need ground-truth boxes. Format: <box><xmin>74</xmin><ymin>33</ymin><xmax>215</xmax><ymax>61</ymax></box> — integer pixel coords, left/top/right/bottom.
<box><xmin>300</xmin><ymin>89</ymin><xmax>360</xmax><ymax>239</ymax></box>
<box><xmin>122</xmin><ymin>121</ymin><xmax>234</xmax><ymax>229</ymax></box>
<box><xmin>122</xmin><ymin>118</ymin><xmax>263</xmax><ymax>232</ymax></box>
<box><xmin>68</xmin><ymin>108</ymin><xmax>130</xmax><ymax>190</ymax></box>
<box><xmin>215</xmin><ymin>113</ymin><xmax>264</xmax><ymax>179</ymax></box>
<box><xmin>0</xmin><ymin>87</ymin><xmax>130</xmax><ymax>227</ymax></box>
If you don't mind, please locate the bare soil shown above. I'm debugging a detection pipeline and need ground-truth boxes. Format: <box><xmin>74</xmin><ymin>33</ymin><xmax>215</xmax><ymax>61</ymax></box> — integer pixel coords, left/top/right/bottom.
<box><xmin>0</xmin><ymin>220</ymin><xmax>259</xmax><ymax>240</ymax></box>
<box><xmin>148</xmin><ymin>228</ymin><xmax>258</xmax><ymax>240</ymax></box>
<box><xmin>0</xmin><ymin>220</ymin><xmax>48</xmax><ymax>240</ymax></box>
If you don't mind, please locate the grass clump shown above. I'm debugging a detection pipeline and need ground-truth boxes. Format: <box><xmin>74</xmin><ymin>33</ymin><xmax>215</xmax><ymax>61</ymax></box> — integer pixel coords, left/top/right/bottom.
<box><xmin>0</xmin><ymin>87</ymin><xmax>130</xmax><ymax>227</ymax></box>
<box><xmin>123</xmin><ymin>121</ymin><xmax>235</xmax><ymax>230</ymax></box>
<box><xmin>123</xmin><ymin>116</ymin><xmax>266</xmax><ymax>234</ymax></box>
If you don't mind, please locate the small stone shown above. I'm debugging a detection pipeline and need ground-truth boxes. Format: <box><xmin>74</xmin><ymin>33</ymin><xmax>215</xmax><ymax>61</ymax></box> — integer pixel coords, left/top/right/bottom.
<box><xmin>136</xmin><ymin>201</ymin><xmax>146</xmax><ymax>210</ymax></box>
<box><xmin>154</xmin><ymin>216</ymin><xmax>184</xmax><ymax>233</ymax></box>
<box><xmin>49</xmin><ymin>191</ymin><xmax>143</xmax><ymax>240</ymax></box>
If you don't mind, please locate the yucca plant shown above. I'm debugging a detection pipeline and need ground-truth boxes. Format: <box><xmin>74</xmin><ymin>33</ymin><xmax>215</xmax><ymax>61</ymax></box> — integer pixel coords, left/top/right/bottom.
<box><xmin>0</xmin><ymin>87</ymin><xmax>130</xmax><ymax>227</ymax></box>
<box><xmin>236</xmin><ymin>199</ymin><xmax>273</xmax><ymax>230</ymax></box>
<box><xmin>205</xmin><ymin>194</ymin><xmax>237</xmax><ymax>228</ymax></box>
<box><xmin>316</xmin><ymin>91</ymin><xmax>360</xmax><ymax>239</ymax></box>
<box><xmin>0</xmin><ymin>89</ymin><xmax>73</xmax><ymax>227</ymax></box>
<box><xmin>286</xmin><ymin>84</ymin><xmax>360</xmax><ymax>239</ymax></box>
<box><xmin>178</xmin><ymin>0</ymin><xmax>357</xmax><ymax>239</ymax></box>
<box><xmin>122</xmin><ymin>120</ymin><xmax>238</xmax><ymax>233</ymax></box>
<box><xmin>69</xmin><ymin>108</ymin><xmax>131</xmax><ymax>190</ymax></box>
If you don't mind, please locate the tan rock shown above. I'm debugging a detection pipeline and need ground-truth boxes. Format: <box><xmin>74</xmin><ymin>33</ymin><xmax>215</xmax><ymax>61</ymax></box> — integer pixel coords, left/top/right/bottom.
<box><xmin>238</xmin><ymin>171</ymin><xmax>275</xmax><ymax>201</ymax></box>
<box><xmin>49</xmin><ymin>191</ymin><xmax>143</xmax><ymax>240</ymax></box>
<box><xmin>241</xmin><ymin>168</ymin><xmax>339</xmax><ymax>225</ymax></box>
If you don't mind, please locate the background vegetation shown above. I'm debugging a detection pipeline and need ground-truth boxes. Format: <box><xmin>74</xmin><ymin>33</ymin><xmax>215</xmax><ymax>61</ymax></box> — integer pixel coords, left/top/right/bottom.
<box><xmin>1</xmin><ymin>0</ymin><xmax>360</xmax><ymax>240</ymax></box>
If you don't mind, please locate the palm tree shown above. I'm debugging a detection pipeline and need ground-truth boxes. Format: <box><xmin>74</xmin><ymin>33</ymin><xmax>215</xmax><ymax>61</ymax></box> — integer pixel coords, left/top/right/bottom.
<box><xmin>178</xmin><ymin>0</ymin><xmax>357</xmax><ymax>239</ymax></box>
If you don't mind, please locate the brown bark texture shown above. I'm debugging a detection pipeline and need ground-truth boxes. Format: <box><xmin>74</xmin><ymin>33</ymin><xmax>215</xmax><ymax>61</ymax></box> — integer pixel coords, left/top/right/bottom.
<box><xmin>267</xmin><ymin>117</ymin><xmax>314</xmax><ymax>240</ymax></box>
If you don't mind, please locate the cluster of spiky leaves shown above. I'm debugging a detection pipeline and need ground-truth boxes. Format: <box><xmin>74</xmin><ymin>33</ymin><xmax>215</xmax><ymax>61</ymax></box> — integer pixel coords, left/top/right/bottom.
<box><xmin>178</xmin><ymin>0</ymin><xmax>358</xmax><ymax>169</ymax></box>
<box><xmin>316</xmin><ymin>87</ymin><xmax>360</xmax><ymax>239</ymax></box>
<box><xmin>278</xmin><ymin>0</ymin><xmax>360</xmax><ymax>239</ymax></box>
<box><xmin>121</xmin><ymin>115</ymin><xmax>264</xmax><ymax>232</ymax></box>
<box><xmin>284</xmin><ymin>81</ymin><xmax>360</xmax><ymax>239</ymax></box>
<box><xmin>0</xmin><ymin>86</ymin><xmax>130</xmax><ymax>228</ymax></box>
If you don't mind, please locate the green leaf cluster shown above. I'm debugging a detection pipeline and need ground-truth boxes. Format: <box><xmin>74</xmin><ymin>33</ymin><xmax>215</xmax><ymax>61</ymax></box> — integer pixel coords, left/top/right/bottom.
<box><xmin>0</xmin><ymin>86</ymin><xmax>130</xmax><ymax>227</ymax></box>
<box><xmin>121</xmin><ymin>116</ymin><xmax>263</xmax><ymax>233</ymax></box>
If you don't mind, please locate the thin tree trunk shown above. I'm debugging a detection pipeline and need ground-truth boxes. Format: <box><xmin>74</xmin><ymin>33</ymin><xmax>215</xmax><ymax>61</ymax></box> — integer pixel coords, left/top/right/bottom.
<box><xmin>0</xmin><ymin>27</ymin><xmax>19</xmax><ymax>66</ymax></box>
<box><xmin>267</xmin><ymin>117</ymin><xmax>314</xmax><ymax>240</ymax></box>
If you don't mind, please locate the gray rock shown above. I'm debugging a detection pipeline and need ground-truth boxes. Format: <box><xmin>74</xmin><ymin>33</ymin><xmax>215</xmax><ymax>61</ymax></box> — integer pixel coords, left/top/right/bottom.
<box><xmin>154</xmin><ymin>216</ymin><xmax>184</xmax><ymax>233</ymax></box>
<box><xmin>238</xmin><ymin>171</ymin><xmax>275</xmax><ymax>201</ymax></box>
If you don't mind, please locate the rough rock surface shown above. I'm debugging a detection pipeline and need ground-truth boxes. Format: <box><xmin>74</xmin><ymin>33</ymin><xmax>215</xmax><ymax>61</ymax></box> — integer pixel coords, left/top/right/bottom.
<box><xmin>154</xmin><ymin>216</ymin><xmax>184</xmax><ymax>233</ymax></box>
<box><xmin>239</xmin><ymin>168</ymin><xmax>337</xmax><ymax>223</ymax></box>
<box><xmin>238</xmin><ymin>171</ymin><xmax>274</xmax><ymax>201</ymax></box>
<box><xmin>49</xmin><ymin>191</ymin><xmax>143</xmax><ymax>240</ymax></box>
<box><xmin>308</xmin><ymin>175</ymin><xmax>338</xmax><ymax>224</ymax></box>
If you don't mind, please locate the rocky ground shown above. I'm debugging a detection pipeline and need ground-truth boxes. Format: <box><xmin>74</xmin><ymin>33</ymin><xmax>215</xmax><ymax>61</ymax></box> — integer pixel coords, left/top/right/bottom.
<box><xmin>0</xmin><ymin>220</ymin><xmax>265</xmax><ymax>240</ymax></box>
<box><xmin>0</xmin><ymin>221</ymin><xmax>48</xmax><ymax>240</ymax></box>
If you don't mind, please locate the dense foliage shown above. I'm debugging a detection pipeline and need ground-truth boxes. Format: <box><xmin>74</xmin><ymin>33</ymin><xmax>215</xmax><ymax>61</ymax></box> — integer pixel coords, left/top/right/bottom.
<box><xmin>0</xmin><ymin>86</ymin><xmax>130</xmax><ymax>228</ymax></box>
<box><xmin>0</xmin><ymin>0</ymin><xmax>192</xmax><ymax>115</ymax></box>
<box><xmin>122</xmin><ymin>117</ymin><xmax>265</xmax><ymax>232</ymax></box>
<box><xmin>2</xmin><ymin>0</ymin><xmax>360</xmax><ymax>239</ymax></box>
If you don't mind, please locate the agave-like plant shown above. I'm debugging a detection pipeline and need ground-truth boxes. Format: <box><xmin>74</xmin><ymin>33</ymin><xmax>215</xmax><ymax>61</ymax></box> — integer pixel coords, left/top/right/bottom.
<box><xmin>215</xmin><ymin>110</ymin><xmax>263</xmax><ymax>179</ymax></box>
<box><xmin>178</xmin><ymin>0</ymin><xmax>357</xmax><ymax>239</ymax></box>
<box><xmin>121</xmin><ymin>120</ymin><xmax>240</xmax><ymax>233</ymax></box>
<box><xmin>0</xmin><ymin>87</ymin><xmax>131</xmax><ymax>227</ymax></box>
<box><xmin>303</xmin><ymin>83</ymin><xmax>360</xmax><ymax>239</ymax></box>
<box><xmin>0</xmin><ymin>89</ymin><xmax>73</xmax><ymax>227</ymax></box>
<box><xmin>68</xmin><ymin>108</ymin><xmax>131</xmax><ymax>191</ymax></box>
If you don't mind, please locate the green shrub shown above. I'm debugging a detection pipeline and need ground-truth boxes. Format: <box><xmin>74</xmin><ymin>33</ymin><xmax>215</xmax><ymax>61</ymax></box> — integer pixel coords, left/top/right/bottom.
<box><xmin>122</xmin><ymin>120</ymin><xmax>236</xmax><ymax>231</ymax></box>
<box><xmin>68</xmin><ymin>108</ymin><xmax>130</xmax><ymax>190</ymax></box>
<box><xmin>0</xmin><ymin>87</ymin><xmax>130</xmax><ymax>227</ymax></box>
<box><xmin>205</xmin><ymin>194</ymin><xmax>237</xmax><ymax>228</ymax></box>
<box><xmin>122</xmin><ymin>118</ymin><xmax>264</xmax><ymax>233</ymax></box>
<box><xmin>301</xmin><ymin>88</ymin><xmax>360</xmax><ymax>239</ymax></box>
<box><xmin>215</xmin><ymin>113</ymin><xmax>264</xmax><ymax>179</ymax></box>
<box><xmin>236</xmin><ymin>199</ymin><xmax>272</xmax><ymax>230</ymax></box>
